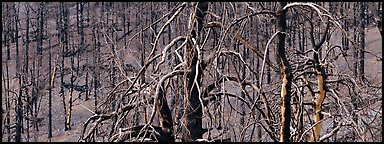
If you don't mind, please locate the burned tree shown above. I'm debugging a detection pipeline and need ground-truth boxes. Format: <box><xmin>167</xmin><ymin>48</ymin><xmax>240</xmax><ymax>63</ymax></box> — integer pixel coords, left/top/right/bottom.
<box><xmin>182</xmin><ymin>2</ymin><xmax>209</xmax><ymax>142</ymax></box>
<box><xmin>2</xmin><ymin>2</ymin><xmax>380</xmax><ymax>142</ymax></box>
<box><xmin>275</xmin><ymin>2</ymin><xmax>293</xmax><ymax>142</ymax></box>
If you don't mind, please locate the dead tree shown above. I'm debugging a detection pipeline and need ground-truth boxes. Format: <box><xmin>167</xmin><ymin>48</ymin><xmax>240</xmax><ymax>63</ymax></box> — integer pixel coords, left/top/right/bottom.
<box><xmin>376</xmin><ymin>8</ymin><xmax>382</xmax><ymax>37</ymax></box>
<box><xmin>182</xmin><ymin>2</ymin><xmax>209</xmax><ymax>141</ymax></box>
<box><xmin>276</xmin><ymin>2</ymin><xmax>293</xmax><ymax>142</ymax></box>
<box><xmin>358</xmin><ymin>2</ymin><xmax>365</xmax><ymax>81</ymax></box>
<box><xmin>308</xmin><ymin>16</ymin><xmax>330</xmax><ymax>143</ymax></box>
<box><xmin>377</xmin><ymin>18</ymin><xmax>382</xmax><ymax>37</ymax></box>
<box><xmin>23</xmin><ymin>3</ymin><xmax>31</xmax><ymax>142</ymax></box>
<box><xmin>14</xmin><ymin>3</ymin><xmax>23</xmax><ymax>142</ymax></box>
<box><xmin>3</xmin><ymin>3</ymin><xmax>12</xmax><ymax>141</ymax></box>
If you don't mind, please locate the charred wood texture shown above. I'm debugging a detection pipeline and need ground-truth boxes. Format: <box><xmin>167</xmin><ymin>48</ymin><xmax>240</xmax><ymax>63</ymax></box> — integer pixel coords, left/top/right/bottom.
<box><xmin>276</xmin><ymin>2</ymin><xmax>293</xmax><ymax>142</ymax></box>
<box><xmin>182</xmin><ymin>2</ymin><xmax>209</xmax><ymax>142</ymax></box>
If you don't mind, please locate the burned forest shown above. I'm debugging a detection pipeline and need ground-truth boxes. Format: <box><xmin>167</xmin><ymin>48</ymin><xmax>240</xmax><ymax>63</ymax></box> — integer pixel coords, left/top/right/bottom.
<box><xmin>1</xmin><ymin>2</ymin><xmax>382</xmax><ymax>142</ymax></box>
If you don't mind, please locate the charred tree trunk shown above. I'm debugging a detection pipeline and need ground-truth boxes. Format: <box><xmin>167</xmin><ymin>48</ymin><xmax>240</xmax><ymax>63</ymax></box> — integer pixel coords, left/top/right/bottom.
<box><xmin>3</xmin><ymin>3</ymin><xmax>12</xmax><ymax>141</ymax></box>
<box><xmin>4</xmin><ymin>49</ymin><xmax>11</xmax><ymax>142</ymax></box>
<box><xmin>342</xmin><ymin>3</ymin><xmax>350</xmax><ymax>51</ymax></box>
<box><xmin>48</xmin><ymin>38</ymin><xmax>53</xmax><ymax>142</ymax></box>
<box><xmin>32</xmin><ymin>3</ymin><xmax>46</xmax><ymax>137</ymax></box>
<box><xmin>58</xmin><ymin>2</ymin><xmax>68</xmax><ymax>131</ymax></box>
<box><xmin>276</xmin><ymin>2</ymin><xmax>292</xmax><ymax>142</ymax></box>
<box><xmin>67</xmin><ymin>34</ymin><xmax>74</xmax><ymax>131</ymax></box>
<box><xmin>377</xmin><ymin>19</ymin><xmax>382</xmax><ymax>37</ymax></box>
<box><xmin>37</xmin><ymin>2</ymin><xmax>44</xmax><ymax>62</ymax></box>
<box><xmin>14</xmin><ymin>3</ymin><xmax>23</xmax><ymax>142</ymax></box>
<box><xmin>23</xmin><ymin>4</ymin><xmax>31</xmax><ymax>142</ymax></box>
<box><xmin>265</xmin><ymin>22</ymin><xmax>272</xmax><ymax>84</ymax></box>
<box><xmin>310</xmin><ymin>43</ymin><xmax>328</xmax><ymax>142</ymax></box>
<box><xmin>255</xmin><ymin>20</ymin><xmax>262</xmax><ymax>141</ymax></box>
<box><xmin>92</xmin><ymin>14</ymin><xmax>101</xmax><ymax>114</ymax></box>
<box><xmin>5</xmin><ymin>4</ymin><xmax>11</xmax><ymax>60</ymax></box>
<box><xmin>240</xmin><ymin>36</ymin><xmax>247</xmax><ymax>131</ymax></box>
<box><xmin>377</xmin><ymin>4</ymin><xmax>382</xmax><ymax>37</ymax></box>
<box><xmin>91</xmin><ymin>10</ymin><xmax>99</xmax><ymax>141</ymax></box>
<box><xmin>77</xmin><ymin>2</ymin><xmax>89</xmax><ymax>101</ymax></box>
<box><xmin>155</xmin><ymin>73</ymin><xmax>180</xmax><ymax>142</ymax></box>
<box><xmin>307</xmin><ymin>11</ymin><xmax>331</xmax><ymax>142</ymax></box>
<box><xmin>358</xmin><ymin>2</ymin><xmax>365</xmax><ymax>81</ymax></box>
<box><xmin>182</xmin><ymin>2</ymin><xmax>209</xmax><ymax>142</ymax></box>
<box><xmin>2</xmin><ymin>64</ymin><xmax>11</xmax><ymax>141</ymax></box>
<box><xmin>108</xmin><ymin>3</ymin><xmax>117</xmax><ymax>111</ymax></box>
<box><xmin>353</xmin><ymin>2</ymin><xmax>359</xmax><ymax>77</ymax></box>
<box><xmin>138</xmin><ymin>3</ymin><xmax>146</xmax><ymax>126</ymax></box>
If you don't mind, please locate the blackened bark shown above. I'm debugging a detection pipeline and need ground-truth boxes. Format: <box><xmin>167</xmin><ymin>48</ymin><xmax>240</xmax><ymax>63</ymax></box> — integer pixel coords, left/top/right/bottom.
<box><xmin>14</xmin><ymin>3</ymin><xmax>23</xmax><ymax>142</ymax></box>
<box><xmin>5</xmin><ymin>43</ymin><xmax>11</xmax><ymax>142</ymax></box>
<box><xmin>5</xmin><ymin>4</ymin><xmax>11</xmax><ymax>60</ymax></box>
<box><xmin>156</xmin><ymin>84</ymin><xmax>175</xmax><ymax>142</ymax></box>
<box><xmin>92</xmin><ymin>16</ymin><xmax>101</xmax><ymax>114</ymax></box>
<box><xmin>377</xmin><ymin>5</ymin><xmax>382</xmax><ymax>37</ymax></box>
<box><xmin>58</xmin><ymin>2</ymin><xmax>68</xmax><ymax>131</ymax></box>
<box><xmin>276</xmin><ymin>2</ymin><xmax>292</xmax><ymax>142</ymax></box>
<box><xmin>37</xmin><ymin>2</ymin><xmax>44</xmax><ymax>60</ymax></box>
<box><xmin>266</xmin><ymin>23</ymin><xmax>272</xmax><ymax>84</ymax></box>
<box><xmin>24</xmin><ymin>4</ymin><xmax>31</xmax><ymax>142</ymax></box>
<box><xmin>48</xmin><ymin>38</ymin><xmax>53</xmax><ymax>141</ymax></box>
<box><xmin>353</xmin><ymin>2</ymin><xmax>358</xmax><ymax>77</ymax></box>
<box><xmin>183</xmin><ymin>43</ymin><xmax>203</xmax><ymax>141</ymax></box>
<box><xmin>183</xmin><ymin>2</ymin><xmax>209</xmax><ymax>142</ymax></box>
<box><xmin>358</xmin><ymin>2</ymin><xmax>365</xmax><ymax>81</ymax></box>
<box><xmin>307</xmin><ymin>4</ymin><xmax>331</xmax><ymax>142</ymax></box>
<box><xmin>377</xmin><ymin>19</ymin><xmax>382</xmax><ymax>37</ymax></box>
<box><xmin>33</xmin><ymin>2</ymin><xmax>45</xmax><ymax>135</ymax></box>
<box><xmin>67</xmin><ymin>2</ymin><xmax>74</xmax><ymax>131</ymax></box>
<box><xmin>342</xmin><ymin>3</ymin><xmax>350</xmax><ymax>51</ymax></box>
<box><xmin>196</xmin><ymin>2</ymin><xmax>209</xmax><ymax>32</ymax></box>
<box><xmin>4</xmin><ymin>4</ymin><xmax>12</xmax><ymax>141</ymax></box>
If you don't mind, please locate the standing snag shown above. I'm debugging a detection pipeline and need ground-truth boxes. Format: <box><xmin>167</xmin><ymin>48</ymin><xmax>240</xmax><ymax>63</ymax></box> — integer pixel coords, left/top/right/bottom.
<box><xmin>276</xmin><ymin>2</ymin><xmax>293</xmax><ymax>142</ymax></box>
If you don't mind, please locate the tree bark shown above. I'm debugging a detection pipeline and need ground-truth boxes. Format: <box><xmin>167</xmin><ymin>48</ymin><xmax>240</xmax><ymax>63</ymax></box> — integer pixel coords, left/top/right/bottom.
<box><xmin>14</xmin><ymin>2</ymin><xmax>23</xmax><ymax>142</ymax></box>
<box><xmin>353</xmin><ymin>2</ymin><xmax>358</xmax><ymax>77</ymax></box>
<box><xmin>358</xmin><ymin>2</ymin><xmax>365</xmax><ymax>81</ymax></box>
<box><xmin>276</xmin><ymin>2</ymin><xmax>292</xmax><ymax>142</ymax></box>
<box><xmin>307</xmin><ymin>9</ymin><xmax>331</xmax><ymax>143</ymax></box>
<box><xmin>4</xmin><ymin>3</ymin><xmax>12</xmax><ymax>141</ymax></box>
<box><xmin>48</xmin><ymin>38</ymin><xmax>53</xmax><ymax>141</ymax></box>
<box><xmin>66</xmin><ymin>2</ymin><xmax>73</xmax><ymax>129</ymax></box>
<box><xmin>183</xmin><ymin>2</ymin><xmax>209</xmax><ymax>142</ymax></box>
<box><xmin>24</xmin><ymin>4</ymin><xmax>31</xmax><ymax>142</ymax></box>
